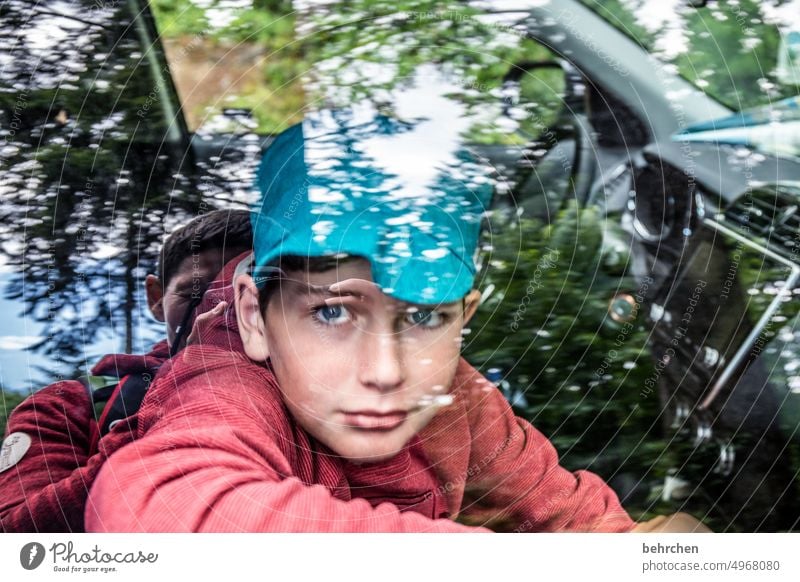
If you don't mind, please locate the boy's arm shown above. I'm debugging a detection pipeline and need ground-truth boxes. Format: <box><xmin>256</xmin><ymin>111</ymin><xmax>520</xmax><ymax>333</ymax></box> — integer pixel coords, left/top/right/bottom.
<box><xmin>631</xmin><ymin>513</ymin><xmax>711</xmax><ymax>532</ymax></box>
<box><xmin>85</xmin><ymin>348</ymin><xmax>485</xmax><ymax>533</ymax></box>
<box><xmin>455</xmin><ymin>362</ymin><xmax>635</xmax><ymax>532</ymax></box>
<box><xmin>0</xmin><ymin>382</ymin><xmax>135</xmax><ymax>532</ymax></box>
<box><xmin>455</xmin><ymin>362</ymin><xmax>711</xmax><ymax>532</ymax></box>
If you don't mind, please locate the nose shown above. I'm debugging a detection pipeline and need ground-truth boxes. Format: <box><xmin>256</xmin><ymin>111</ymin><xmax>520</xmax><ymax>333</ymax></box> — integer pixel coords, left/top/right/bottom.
<box><xmin>358</xmin><ymin>332</ymin><xmax>406</xmax><ymax>393</ymax></box>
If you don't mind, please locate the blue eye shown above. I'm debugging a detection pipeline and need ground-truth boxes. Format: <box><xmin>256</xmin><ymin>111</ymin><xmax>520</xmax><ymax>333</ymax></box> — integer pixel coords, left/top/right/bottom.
<box><xmin>407</xmin><ymin>310</ymin><xmax>445</xmax><ymax>328</ymax></box>
<box><xmin>315</xmin><ymin>304</ymin><xmax>351</xmax><ymax>325</ymax></box>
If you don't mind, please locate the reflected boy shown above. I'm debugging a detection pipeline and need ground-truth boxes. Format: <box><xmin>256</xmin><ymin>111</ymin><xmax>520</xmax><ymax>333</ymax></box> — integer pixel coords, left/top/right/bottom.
<box><xmin>87</xmin><ymin>112</ymin><xmax>707</xmax><ymax>532</ymax></box>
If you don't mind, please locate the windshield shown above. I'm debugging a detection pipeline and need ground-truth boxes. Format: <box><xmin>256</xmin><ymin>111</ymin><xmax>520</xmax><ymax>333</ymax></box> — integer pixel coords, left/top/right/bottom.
<box><xmin>2</xmin><ymin>0</ymin><xmax>799</xmax><ymax>533</ymax></box>
<box><xmin>580</xmin><ymin>0</ymin><xmax>800</xmax><ymax>111</ymax></box>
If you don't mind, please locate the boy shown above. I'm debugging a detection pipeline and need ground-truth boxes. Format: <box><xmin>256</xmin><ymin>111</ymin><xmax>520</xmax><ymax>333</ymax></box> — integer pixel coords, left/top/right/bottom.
<box><xmin>0</xmin><ymin>209</ymin><xmax>252</xmax><ymax>532</ymax></box>
<box><xmin>86</xmin><ymin>113</ymin><xmax>705</xmax><ymax>532</ymax></box>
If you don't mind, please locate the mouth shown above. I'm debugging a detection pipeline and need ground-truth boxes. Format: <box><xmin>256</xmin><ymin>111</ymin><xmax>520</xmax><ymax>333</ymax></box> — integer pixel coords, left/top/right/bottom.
<box><xmin>340</xmin><ymin>410</ymin><xmax>408</xmax><ymax>431</ymax></box>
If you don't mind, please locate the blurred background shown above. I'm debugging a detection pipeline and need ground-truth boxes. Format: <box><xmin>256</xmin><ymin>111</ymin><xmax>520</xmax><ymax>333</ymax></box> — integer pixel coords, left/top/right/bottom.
<box><xmin>1</xmin><ymin>0</ymin><xmax>799</xmax><ymax>531</ymax></box>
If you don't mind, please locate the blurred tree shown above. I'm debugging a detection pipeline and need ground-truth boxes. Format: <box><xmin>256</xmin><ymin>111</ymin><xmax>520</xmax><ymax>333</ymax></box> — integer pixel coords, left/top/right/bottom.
<box><xmin>462</xmin><ymin>202</ymin><xmax>682</xmax><ymax>522</ymax></box>
<box><xmin>674</xmin><ymin>0</ymin><xmax>789</xmax><ymax>109</ymax></box>
<box><xmin>583</xmin><ymin>0</ymin><xmax>798</xmax><ymax>110</ymax></box>
<box><xmin>0</xmin><ymin>0</ymin><xmax>549</xmax><ymax>382</ymax></box>
<box><xmin>150</xmin><ymin>0</ymin><xmax>557</xmax><ymax>139</ymax></box>
<box><xmin>0</xmin><ymin>0</ymin><xmax>205</xmax><ymax>379</ymax></box>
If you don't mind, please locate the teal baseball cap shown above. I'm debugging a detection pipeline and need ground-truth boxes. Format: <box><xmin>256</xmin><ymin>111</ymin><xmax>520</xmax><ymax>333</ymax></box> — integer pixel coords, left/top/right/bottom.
<box><xmin>251</xmin><ymin>109</ymin><xmax>494</xmax><ymax>305</ymax></box>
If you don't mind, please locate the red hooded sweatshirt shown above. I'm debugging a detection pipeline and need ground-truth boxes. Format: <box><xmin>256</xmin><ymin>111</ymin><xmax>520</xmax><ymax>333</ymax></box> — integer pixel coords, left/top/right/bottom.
<box><xmin>0</xmin><ymin>342</ymin><xmax>169</xmax><ymax>532</ymax></box>
<box><xmin>84</xmin><ymin>255</ymin><xmax>635</xmax><ymax>533</ymax></box>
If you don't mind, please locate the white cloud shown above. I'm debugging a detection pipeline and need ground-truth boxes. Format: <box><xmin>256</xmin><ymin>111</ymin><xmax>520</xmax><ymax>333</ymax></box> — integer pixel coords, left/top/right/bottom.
<box><xmin>0</xmin><ymin>336</ymin><xmax>42</xmax><ymax>350</ymax></box>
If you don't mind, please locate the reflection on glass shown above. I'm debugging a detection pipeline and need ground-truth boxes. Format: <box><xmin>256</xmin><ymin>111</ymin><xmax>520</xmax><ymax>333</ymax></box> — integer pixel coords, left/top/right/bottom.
<box><xmin>646</xmin><ymin>224</ymin><xmax>800</xmax><ymax>531</ymax></box>
<box><xmin>580</xmin><ymin>0</ymin><xmax>800</xmax><ymax>110</ymax></box>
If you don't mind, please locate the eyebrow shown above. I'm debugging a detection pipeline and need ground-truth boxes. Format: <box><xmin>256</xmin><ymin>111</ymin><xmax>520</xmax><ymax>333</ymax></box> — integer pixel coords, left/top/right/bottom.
<box><xmin>284</xmin><ymin>278</ymin><xmax>461</xmax><ymax>310</ymax></box>
<box><xmin>287</xmin><ymin>280</ymin><xmax>366</xmax><ymax>300</ymax></box>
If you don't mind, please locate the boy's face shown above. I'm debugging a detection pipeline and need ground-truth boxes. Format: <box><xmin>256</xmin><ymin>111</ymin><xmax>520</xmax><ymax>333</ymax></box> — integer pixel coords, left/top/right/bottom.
<box><xmin>236</xmin><ymin>258</ymin><xmax>481</xmax><ymax>464</ymax></box>
<box><xmin>146</xmin><ymin>247</ymin><xmax>247</xmax><ymax>348</ymax></box>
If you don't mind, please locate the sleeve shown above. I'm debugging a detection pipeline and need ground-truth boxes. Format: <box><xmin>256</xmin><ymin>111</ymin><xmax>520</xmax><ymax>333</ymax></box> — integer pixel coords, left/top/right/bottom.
<box><xmin>84</xmin><ymin>360</ymin><xmax>487</xmax><ymax>533</ymax></box>
<box><xmin>0</xmin><ymin>382</ymin><xmax>132</xmax><ymax>532</ymax></box>
<box><xmin>457</xmin><ymin>369</ymin><xmax>635</xmax><ymax>533</ymax></box>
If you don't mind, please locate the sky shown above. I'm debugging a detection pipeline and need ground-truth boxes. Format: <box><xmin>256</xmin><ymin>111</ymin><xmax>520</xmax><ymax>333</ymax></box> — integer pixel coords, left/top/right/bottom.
<box><xmin>0</xmin><ymin>268</ymin><xmax>52</xmax><ymax>392</ymax></box>
<box><xmin>0</xmin><ymin>268</ymin><xmax>156</xmax><ymax>393</ymax></box>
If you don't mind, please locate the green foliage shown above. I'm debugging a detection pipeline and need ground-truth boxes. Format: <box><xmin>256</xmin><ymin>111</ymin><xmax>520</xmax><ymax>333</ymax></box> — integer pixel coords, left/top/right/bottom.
<box><xmin>463</xmin><ymin>202</ymin><xmax>680</xmax><ymax>520</ymax></box>
<box><xmin>580</xmin><ymin>0</ymin><xmax>655</xmax><ymax>49</ymax></box>
<box><xmin>150</xmin><ymin>0</ymin><xmax>800</xmax><ymax>138</ymax></box>
<box><xmin>0</xmin><ymin>0</ymin><xmax>206</xmax><ymax>369</ymax></box>
<box><xmin>149</xmin><ymin>1</ymin><xmax>562</xmax><ymax>137</ymax></box>
<box><xmin>150</xmin><ymin>0</ymin><xmax>211</xmax><ymax>36</ymax></box>
<box><xmin>674</xmin><ymin>0</ymin><xmax>792</xmax><ymax>110</ymax></box>
<box><xmin>0</xmin><ymin>389</ymin><xmax>27</xmax><ymax>437</ymax></box>
<box><xmin>152</xmin><ymin>0</ymin><xmax>306</xmax><ymax>132</ymax></box>
<box><xmin>583</xmin><ymin>0</ymin><xmax>799</xmax><ymax>110</ymax></box>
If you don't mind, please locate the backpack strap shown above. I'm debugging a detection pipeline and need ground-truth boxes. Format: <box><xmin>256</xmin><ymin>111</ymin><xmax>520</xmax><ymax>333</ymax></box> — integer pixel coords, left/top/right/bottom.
<box><xmin>79</xmin><ymin>369</ymin><xmax>157</xmax><ymax>455</ymax></box>
<box><xmin>78</xmin><ymin>375</ymin><xmax>119</xmax><ymax>454</ymax></box>
<box><xmin>80</xmin><ymin>375</ymin><xmax>119</xmax><ymax>408</ymax></box>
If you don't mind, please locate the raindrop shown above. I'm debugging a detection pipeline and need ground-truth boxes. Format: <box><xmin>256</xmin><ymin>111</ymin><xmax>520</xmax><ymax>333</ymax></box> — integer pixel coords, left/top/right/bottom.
<box><xmin>421</xmin><ymin>247</ymin><xmax>448</xmax><ymax>260</ymax></box>
<box><xmin>432</xmin><ymin>394</ymin><xmax>454</xmax><ymax>407</ymax></box>
<box><xmin>650</xmin><ymin>304</ymin><xmax>665</xmax><ymax>321</ymax></box>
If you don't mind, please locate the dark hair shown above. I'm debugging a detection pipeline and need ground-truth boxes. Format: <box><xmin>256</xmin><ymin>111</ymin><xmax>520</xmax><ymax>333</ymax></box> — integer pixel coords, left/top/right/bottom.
<box><xmin>158</xmin><ymin>208</ymin><xmax>253</xmax><ymax>288</ymax></box>
<box><xmin>257</xmin><ymin>255</ymin><xmax>356</xmax><ymax>313</ymax></box>
<box><xmin>256</xmin><ymin>254</ymin><xmax>469</xmax><ymax>314</ymax></box>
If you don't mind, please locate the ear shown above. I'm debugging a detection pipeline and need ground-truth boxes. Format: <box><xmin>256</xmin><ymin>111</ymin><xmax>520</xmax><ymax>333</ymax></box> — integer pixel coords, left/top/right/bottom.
<box><xmin>234</xmin><ymin>273</ymin><xmax>270</xmax><ymax>362</ymax></box>
<box><xmin>462</xmin><ymin>289</ymin><xmax>482</xmax><ymax>326</ymax></box>
<box><xmin>145</xmin><ymin>275</ymin><xmax>165</xmax><ymax>322</ymax></box>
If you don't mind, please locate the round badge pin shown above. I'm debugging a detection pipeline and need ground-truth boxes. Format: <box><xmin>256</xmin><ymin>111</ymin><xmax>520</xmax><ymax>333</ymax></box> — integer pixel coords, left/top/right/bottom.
<box><xmin>0</xmin><ymin>432</ymin><xmax>32</xmax><ymax>473</ymax></box>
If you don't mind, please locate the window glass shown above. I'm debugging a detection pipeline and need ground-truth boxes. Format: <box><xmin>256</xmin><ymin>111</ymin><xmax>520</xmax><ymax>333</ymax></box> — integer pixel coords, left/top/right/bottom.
<box><xmin>580</xmin><ymin>0</ymin><xmax>800</xmax><ymax>110</ymax></box>
<box><xmin>0</xmin><ymin>0</ymin><xmax>198</xmax><ymax>380</ymax></box>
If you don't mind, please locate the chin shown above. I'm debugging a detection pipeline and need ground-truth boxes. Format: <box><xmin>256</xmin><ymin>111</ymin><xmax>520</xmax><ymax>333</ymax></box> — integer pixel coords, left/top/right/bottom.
<box><xmin>331</xmin><ymin>432</ymin><xmax>410</xmax><ymax>465</ymax></box>
<box><xmin>343</xmin><ymin>450</ymin><xmax>404</xmax><ymax>465</ymax></box>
